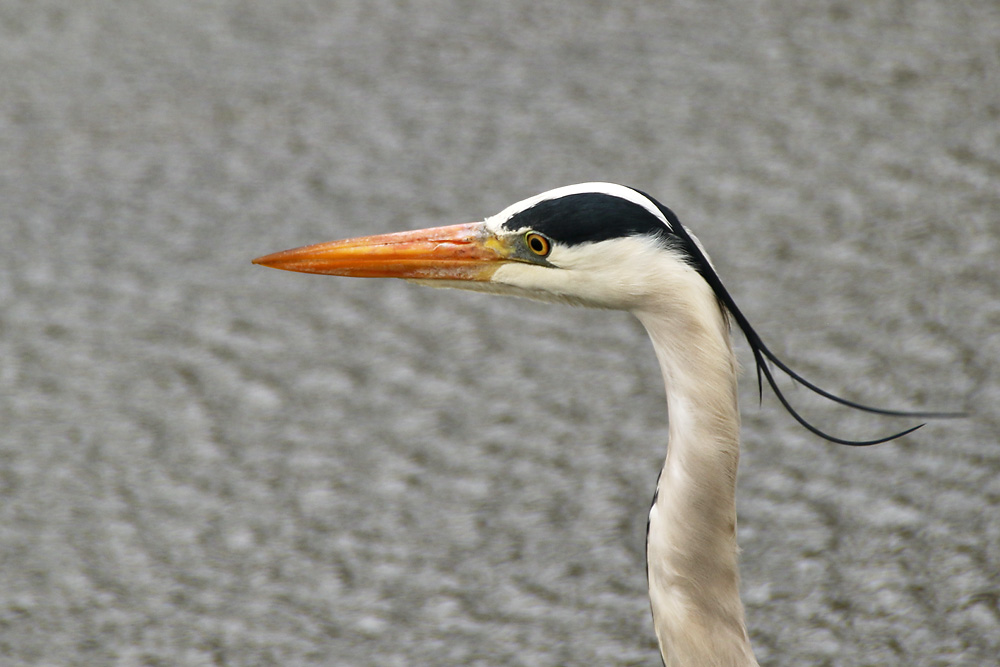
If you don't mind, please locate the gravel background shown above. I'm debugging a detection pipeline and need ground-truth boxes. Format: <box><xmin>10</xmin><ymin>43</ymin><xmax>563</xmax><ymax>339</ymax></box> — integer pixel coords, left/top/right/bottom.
<box><xmin>2</xmin><ymin>2</ymin><xmax>998</xmax><ymax>665</ymax></box>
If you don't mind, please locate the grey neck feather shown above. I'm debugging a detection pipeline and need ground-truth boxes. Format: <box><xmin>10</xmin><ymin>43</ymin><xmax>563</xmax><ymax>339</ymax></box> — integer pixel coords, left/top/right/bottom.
<box><xmin>635</xmin><ymin>275</ymin><xmax>759</xmax><ymax>667</ymax></box>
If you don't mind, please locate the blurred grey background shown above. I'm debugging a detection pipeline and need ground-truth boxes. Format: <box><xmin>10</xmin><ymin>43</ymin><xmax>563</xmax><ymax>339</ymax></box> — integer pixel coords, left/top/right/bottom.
<box><xmin>2</xmin><ymin>2</ymin><xmax>998</xmax><ymax>665</ymax></box>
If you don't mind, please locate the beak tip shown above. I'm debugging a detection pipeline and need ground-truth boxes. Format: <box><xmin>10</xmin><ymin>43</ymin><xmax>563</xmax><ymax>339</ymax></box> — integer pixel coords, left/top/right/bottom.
<box><xmin>252</xmin><ymin>253</ymin><xmax>281</xmax><ymax>268</ymax></box>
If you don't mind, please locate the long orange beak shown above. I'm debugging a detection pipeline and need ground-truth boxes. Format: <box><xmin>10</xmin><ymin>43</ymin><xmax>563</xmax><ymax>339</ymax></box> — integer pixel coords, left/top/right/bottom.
<box><xmin>252</xmin><ymin>222</ymin><xmax>508</xmax><ymax>281</ymax></box>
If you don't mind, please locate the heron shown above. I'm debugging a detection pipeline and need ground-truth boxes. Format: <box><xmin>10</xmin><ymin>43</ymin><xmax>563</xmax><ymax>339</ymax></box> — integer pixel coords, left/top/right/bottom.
<box><xmin>254</xmin><ymin>182</ymin><xmax>953</xmax><ymax>666</ymax></box>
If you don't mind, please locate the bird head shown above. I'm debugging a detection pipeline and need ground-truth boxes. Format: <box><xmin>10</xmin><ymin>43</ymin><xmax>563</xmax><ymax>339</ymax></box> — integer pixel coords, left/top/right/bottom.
<box><xmin>252</xmin><ymin>183</ymin><xmax>701</xmax><ymax>312</ymax></box>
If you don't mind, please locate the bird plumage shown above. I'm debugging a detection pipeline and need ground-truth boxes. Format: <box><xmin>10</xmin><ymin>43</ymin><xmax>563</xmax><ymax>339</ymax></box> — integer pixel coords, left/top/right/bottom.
<box><xmin>254</xmin><ymin>183</ymin><xmax>954</xmax><ymax>666</ymax></box>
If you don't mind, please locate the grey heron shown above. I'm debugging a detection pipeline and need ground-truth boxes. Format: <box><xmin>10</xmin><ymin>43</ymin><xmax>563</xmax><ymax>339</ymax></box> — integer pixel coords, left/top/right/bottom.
<box><xmin>254</xmin><ymin>183</ymin><xmax>954</xmax><ymax>666</ymax></box>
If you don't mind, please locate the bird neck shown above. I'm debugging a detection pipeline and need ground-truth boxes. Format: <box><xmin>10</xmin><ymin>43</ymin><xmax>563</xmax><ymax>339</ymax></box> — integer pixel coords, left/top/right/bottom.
<box><xmin>635</xmin><ymin>284</ymin><xmax>758</xmax><ymax>667</ymax></box>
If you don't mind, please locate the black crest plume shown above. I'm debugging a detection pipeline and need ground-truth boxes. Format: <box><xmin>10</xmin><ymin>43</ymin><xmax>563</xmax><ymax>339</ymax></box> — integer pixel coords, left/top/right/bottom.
<box><xmin>633</xmin><ymin>188</ymin><xmax>961</xmax><ymax>446</ymax></box>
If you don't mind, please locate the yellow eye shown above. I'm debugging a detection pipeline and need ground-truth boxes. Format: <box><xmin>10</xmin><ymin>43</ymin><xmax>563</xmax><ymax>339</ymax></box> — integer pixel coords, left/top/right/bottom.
<box><xmin>525</xmin><ymin>232</ymin><xmax>551</xmax><ymax>257</ymax></box>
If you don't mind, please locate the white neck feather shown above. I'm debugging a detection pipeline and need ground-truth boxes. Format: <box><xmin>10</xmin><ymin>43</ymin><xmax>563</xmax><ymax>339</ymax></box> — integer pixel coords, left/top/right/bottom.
<box><xmin>635</xmin><ymin>267</ymin><xmax>758</xmax><ymax>667</ymax></box>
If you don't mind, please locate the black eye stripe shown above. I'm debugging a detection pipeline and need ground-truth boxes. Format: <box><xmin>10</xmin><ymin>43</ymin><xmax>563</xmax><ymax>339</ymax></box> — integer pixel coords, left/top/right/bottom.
<box><xmin>501</xmin><ymin>193</ymin><xmax>672</xmax><ymax>246</ymax></box>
